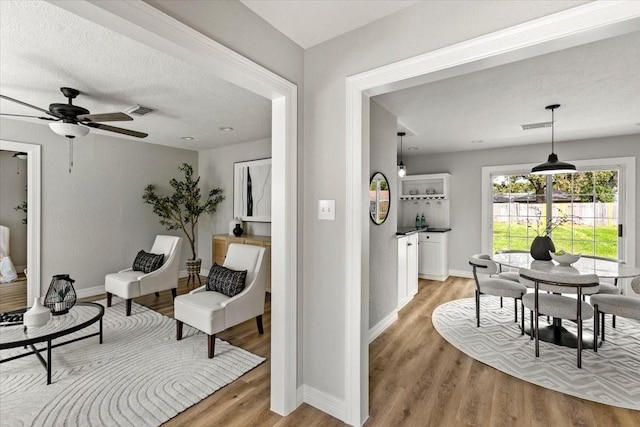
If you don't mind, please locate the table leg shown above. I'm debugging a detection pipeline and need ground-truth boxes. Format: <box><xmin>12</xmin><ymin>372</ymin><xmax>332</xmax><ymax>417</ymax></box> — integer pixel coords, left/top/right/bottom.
<box><xmin>100</xmin><ymin>317</ymin><xmax>103</xmax><ymax>344</ymax></box>
<box><xmin>47</xmin><ymin>340</ymin><xmax>52</xmax><ymax>385</ymax></box>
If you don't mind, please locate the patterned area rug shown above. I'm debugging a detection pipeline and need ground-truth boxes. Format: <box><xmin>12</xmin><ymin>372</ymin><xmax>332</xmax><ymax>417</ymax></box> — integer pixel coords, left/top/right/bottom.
<box><xmin>432</xmin><ymin>297</ymin><xmax>640</xmax><ymax>410</ymax></box>
<box><xmin>0</xmin><ymin>300</ymin><xmax>265</xmax><ymax>426</ymax></box>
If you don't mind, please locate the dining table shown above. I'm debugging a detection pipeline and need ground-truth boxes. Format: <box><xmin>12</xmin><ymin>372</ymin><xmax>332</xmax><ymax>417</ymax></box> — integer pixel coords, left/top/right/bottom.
<box><xmin>492</xmin><ymin>252</ymin><xmax>640</xmax><ymax>349</ymax></box>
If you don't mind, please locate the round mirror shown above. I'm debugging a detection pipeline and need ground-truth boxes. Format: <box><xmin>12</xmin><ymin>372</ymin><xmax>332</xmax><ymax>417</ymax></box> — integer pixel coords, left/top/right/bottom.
<box><xmin>369</xmin><ymin>172</ymin><xmax>390</xmax><ymax>225</ymax></box>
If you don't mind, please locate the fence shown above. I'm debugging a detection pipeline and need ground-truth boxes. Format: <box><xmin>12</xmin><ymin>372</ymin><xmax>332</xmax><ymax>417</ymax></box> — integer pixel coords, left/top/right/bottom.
<box><xmin>493</xmin><ymin>203</ymin><xmax>618</xmax><ymax>226</ymax></box>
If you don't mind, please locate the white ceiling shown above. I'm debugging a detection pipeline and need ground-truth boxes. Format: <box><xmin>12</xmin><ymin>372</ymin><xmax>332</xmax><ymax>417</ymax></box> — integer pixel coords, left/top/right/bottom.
<box><xmin>1</xmin><ymin>1</ymin><xmax>638</xmax><ymax>157</ymax></box>
<box><xmin>240</xmin><ymin>0</ymin><xmax>420</xmax><ymax>49</ymax></box>
<box><xmin>0</xmin><ymin>0</ymin><xmax>272</xmax><ymax>151</ymax></box>
<box><xmin>373</xmin><ymin>31</ymin><xmax>640</xmax><ymax>155</ymax></box>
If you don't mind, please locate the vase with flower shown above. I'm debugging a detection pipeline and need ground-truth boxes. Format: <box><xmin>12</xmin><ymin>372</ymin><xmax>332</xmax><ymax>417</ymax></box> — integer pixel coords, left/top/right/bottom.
<box><xmin>528</xmin><ymin>211</ymin><xmax>573</xmax><ymax>261</ymax></box>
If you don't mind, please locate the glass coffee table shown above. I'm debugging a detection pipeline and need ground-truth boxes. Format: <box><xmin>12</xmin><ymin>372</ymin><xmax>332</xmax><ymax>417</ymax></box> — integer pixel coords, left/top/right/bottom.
<box><xmin>0</xmin><ymin>302</ymin><xmax>104</xmax><ymax>384</ymax></box>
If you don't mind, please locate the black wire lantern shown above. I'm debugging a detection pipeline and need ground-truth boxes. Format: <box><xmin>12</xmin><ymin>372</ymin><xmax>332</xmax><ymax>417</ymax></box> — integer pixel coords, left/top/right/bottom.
<box><xmin>44</xmin><ymin>274</ymin><xmax>77</xmax><ymax>315</ymax></box>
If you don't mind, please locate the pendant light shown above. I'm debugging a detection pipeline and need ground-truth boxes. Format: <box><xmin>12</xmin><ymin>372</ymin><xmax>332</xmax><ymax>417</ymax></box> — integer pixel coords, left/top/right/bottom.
<box><xmin>531</xmin><ymin>104</ymin><xmax>576</xmax><ymax>175</ymax></box>
<box><xmin>397</xmin><ymin>132</ymin><xmax>407</xmax><ymax>177</ymax></box>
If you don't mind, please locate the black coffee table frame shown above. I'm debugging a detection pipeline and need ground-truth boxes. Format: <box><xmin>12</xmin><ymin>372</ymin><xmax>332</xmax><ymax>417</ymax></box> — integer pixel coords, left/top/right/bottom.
<box><xmin>0</xmin><ymin>302</ymin><xmax>104</xmax><ymax>384</ymax></box>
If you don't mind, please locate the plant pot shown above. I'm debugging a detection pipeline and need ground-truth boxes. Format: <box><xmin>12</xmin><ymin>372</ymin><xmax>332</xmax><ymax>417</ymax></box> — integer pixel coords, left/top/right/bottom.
<box><xmin>530</xmin><ymin>236</ymin><xmax>555</xmax><ymax>260</ymax></box>
<box><xmin>186</xmin><ymin>258</ymin><xmax>202</xmax><ymax>275</ymax></box>
<box><xmin>24</xmin><ymin>297</ymin><xmax>51</xmax><ymax>328</ymax></box>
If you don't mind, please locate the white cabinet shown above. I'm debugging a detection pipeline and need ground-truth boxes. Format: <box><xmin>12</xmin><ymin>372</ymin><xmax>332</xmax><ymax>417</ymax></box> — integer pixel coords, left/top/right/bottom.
<box><xmin>398</xmin><ymin>233</ymin><xmax>419</xmax><ymax>309</ymax></box>
<box><xmin>398</xmin><ymin>173</ymin><xmax>450</xmax><ymax>229</ymax></box>
<box><xmin>418</xmin><ymin>232</ymin><xmax>449</xmax><ymax>281</ymax></box>
<box><xmin>399</xmin><ymin>173</ymin><xmax>450</xmax><ymax>200</ymax></box>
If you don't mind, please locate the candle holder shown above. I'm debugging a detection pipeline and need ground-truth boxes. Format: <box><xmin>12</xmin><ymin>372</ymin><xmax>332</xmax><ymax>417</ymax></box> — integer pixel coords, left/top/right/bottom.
<box><xmin>44</xmin><ymin>274</ymin><xmax>77</xmax><ymax>315</ymax></box>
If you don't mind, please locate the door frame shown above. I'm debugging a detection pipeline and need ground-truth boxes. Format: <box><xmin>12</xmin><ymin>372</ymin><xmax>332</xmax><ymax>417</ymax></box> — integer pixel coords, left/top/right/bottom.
<box><xmin>0</xmin><ymin>140</ymin><xmax>41</xmax><ymax>305</ymax></box>
<box><xmin>345</xmin><ymin>3</ymin><xmax>640</xmax><ymax>425</ymax></box>
<box><xmin>54</xmin><ymin>0</ymin><xmax>299</xmax><ymax>415</ymax></box>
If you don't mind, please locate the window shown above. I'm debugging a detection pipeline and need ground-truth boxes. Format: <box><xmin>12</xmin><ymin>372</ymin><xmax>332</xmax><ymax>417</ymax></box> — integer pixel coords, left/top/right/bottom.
<box><xmin>483</xmin><ymin>157</ymin><xmax>634</xmax><ymax>264</ymax></box>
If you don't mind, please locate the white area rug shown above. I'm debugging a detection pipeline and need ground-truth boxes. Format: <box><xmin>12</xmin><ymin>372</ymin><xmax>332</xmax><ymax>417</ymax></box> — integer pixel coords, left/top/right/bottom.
<box><xmin>0</xmin><ymin>300</ymin><xmax>265</xmax><ymax>426</ymax></box>
<box><xmin>432</xmin><ymin>297</ymin><xmax>640</xmax><ymax>410</ymax></box>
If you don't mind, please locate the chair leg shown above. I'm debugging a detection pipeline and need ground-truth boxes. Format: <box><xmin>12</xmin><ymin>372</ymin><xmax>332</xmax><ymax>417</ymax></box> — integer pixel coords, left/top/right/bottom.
<box><xmin>500</xmin><ymin>296</ymin><xmax>503</xmax><ymax>308</ymax></box>
<box><xmin>520</xmin><ymin>299</ymin><xmax>525</xmax><ymax>336</ymax></box>
<box><xmin>601</xmin><ymin>312</ymin><xmax>606</xmax><ymax>342</ymax></box>
<box><xmin>475</xmin><ymin>290</ymin><xmax>480</xmax><ymax>327</ymax></box>
<box><xmin>208</xmin><ymin>334</ymin><xmax>216</xmax><ymax>358</ymax></box>
<box><xmin>106</xmin><ymin>292</ymin><xmax>112</xmax><ymax>307</ymax></box>
<box><xmin>126</xmin><ymin>299</ymin><xmax>132</xmax><ymax>316</ymax></box>
<box><xmin>171</xmin><ymin>288</ymin><xmax>177</xmax><ymax>299</ymax></box>
<box><xmin>513</xmin><ymin>299</ymin><xmax>517</xmax><ymax>323</ymax></box>
<box><xmin>196</xmin><ymin>274</ymin><xmax>202</xmax><ymax>287</ymax></box>
<box><xmin>593</xmin><ymin>305</ymin><xmax>599</xmax><ymax>353</ymax></box>
<box><xmin>154</xmin><ymin>292</ymin><xmax>159</xmax><ymax>297</ymax></box>
<box><xmin>534</xmin><ymin>307</ymin><xmax>540</xmax><ymax>357</ymax></box>
<box><xmin>529</xmin><ymin>310</ymin><xmax>533</xmax><ymax>340</ymax></box>
<box><xmin>577</xmin><ymin>315</ymin><xmax>583</xmax><ymax>369</ymax></box>
<box><xmin>176</xmin><ymin>320</ymin><xmax>183</xmax><ymax>340</ymax></box>
<box><xmin>256</xmin><ymin>315</ymin><xmax>264</xmax><ymax>335</ymax></box>
<box><xmin>613</xmin><ymin>314</ymin><xmax>616</xmax><ymax>329</ymax></box>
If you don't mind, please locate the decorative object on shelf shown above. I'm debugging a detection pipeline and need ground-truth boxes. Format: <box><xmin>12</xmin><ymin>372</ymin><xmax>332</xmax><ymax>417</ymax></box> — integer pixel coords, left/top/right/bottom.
<box><xmin>23</xmin><ymin>297</ymin><xmax>51</xmax><ymax>327</ymax></box>
<box><xmin>549</xmin><ymin>250</ymin><xmax>581</xmax><ymax>266</ymax></box>
<box><xmin>420</xmin><ymin>214</ymin><xmax>426</xmax><ymax>228</ymax></box>
<box><xmin>233</xmin><ymin>224</ymin><xmax>244</xmax><ymax>237</ymax></box>
<box><xmin>369</xmin><ymin>172</ymin><xmax>390</xmax><ymax>225</ymax></box>
<box><xmin>531</xmin><ymin>104</ymin><xmax>576</xmax><ymax>175</ymax></box>
<box><xmin>143</xmin><ymin>163</ymin><xmax>225</xmax><ymax>285</ymax></box>
<box><xmin>415</xmin><ymin>214</ymin><xmax>420</xmax><ymax>229</ymax></box>
<box><xmin>530</xmin><ymin>236</ymin><xmax>555</xmax><ymax>261</ymax></box>
<box><xmin>44</xmin><ymin>274</ymin><xmax>77</xmax><ymax>315</ymax></box>
<box><xmin>229</xmin><ymin>217</ymin><xmax>243</xmax><ymax>236</ymax></box>
<box><xmin>234</xmin><ymin>158</ymin><xmax>272</xmax><ymax>222</ymax></box>
<box><xmin>397</xmin><ymin>132</ymin><xmax>406</xmax><ymax>177</ymax></box>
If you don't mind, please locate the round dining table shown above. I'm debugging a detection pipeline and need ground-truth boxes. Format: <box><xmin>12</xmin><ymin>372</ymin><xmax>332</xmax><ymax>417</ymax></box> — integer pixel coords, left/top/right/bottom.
<box><xmin>491</xmin><ymin>252</ymin><xmax>640</xmax><ymax>349</ymax></box>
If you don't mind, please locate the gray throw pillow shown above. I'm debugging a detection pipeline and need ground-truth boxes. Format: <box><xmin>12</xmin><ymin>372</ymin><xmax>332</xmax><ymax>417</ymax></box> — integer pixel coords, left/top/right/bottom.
<box><xmin>206</xmin><ymin>263</ymin><xmax>248</xmax><ymax>297</ymax></box>
<box><xmin>132</xmin><ymin>250</ymin><xmax>164</xmax><ymax>273</ymax></box>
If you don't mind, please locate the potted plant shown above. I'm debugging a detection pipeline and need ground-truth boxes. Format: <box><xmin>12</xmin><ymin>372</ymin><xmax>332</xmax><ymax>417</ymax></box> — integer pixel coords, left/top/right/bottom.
<box><xmin>527</xmin><ymin>208</ymin><xmax>575</xmax><ymax>260</ymax></box>
<box><xmin>143</xmin><ymin>163</ymin><xmax>224</xmax><ymax>275</ymax></box>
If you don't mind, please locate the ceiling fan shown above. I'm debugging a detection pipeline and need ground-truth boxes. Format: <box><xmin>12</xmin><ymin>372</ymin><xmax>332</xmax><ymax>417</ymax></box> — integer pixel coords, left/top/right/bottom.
<box><xmin>0</xmin><ymin>87</ymin><xmax>148</xmax><ymax>172</ymax></box>
<box><xmin>0</xmin><ymin>87</ymin><xmax>148</xmax><ymax>139</ymax></box>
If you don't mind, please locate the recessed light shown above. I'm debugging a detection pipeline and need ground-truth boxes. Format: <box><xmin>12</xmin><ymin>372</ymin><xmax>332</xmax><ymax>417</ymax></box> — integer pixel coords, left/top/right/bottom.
<box><xmin>181</xmin><ymin>136</ymin><xmax>194</xmax><ymax>140</ymax></box>
<box><xmin>407</xmin><ymin>147</ymin><xmax>419</xmax><ymax>151</ymax></box>
<box><xmin>218</xmin><ymin>127</ymin><xmax>234</xmax><ymax>132</ymax></box>
<box><xmin>470</xmin><ymin>140</ymin><xmax>484</xmax><ymax>144</ymax></box>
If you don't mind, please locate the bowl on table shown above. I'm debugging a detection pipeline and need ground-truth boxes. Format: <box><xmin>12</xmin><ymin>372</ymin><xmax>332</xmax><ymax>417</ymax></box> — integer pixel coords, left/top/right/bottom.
<box><xmin>549</xmin><ymin>251</ymin><xmax>581</xmax><ymax>266</ymax></box>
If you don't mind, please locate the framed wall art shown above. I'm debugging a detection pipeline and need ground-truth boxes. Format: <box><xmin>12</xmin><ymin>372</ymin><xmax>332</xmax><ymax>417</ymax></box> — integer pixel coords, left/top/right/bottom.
<box><xmin>233</xmin><ymin>158</ymin><xmax>272</xmax><ymax>222</ymax></box>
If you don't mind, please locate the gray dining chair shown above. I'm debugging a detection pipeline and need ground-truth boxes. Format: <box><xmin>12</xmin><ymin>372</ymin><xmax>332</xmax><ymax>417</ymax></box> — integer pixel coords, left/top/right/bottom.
<box><xmin>469</xmin><ymin>254</ymin><xmax>527</xmax><ymax>334</ymax></box>
<box><xmin>519</xmin><ymin>268</ymin><xmax>599</xmax><ymax>368</ymax></box>
<box><xmin>591</xmin><ymin>276</ymin><xmax>640</xmax><ymax>352</ymax></box>
<box><xmin>582</xmin><ymin>255</ymin><xmax>625</xmax><ymax>328</ymax></box>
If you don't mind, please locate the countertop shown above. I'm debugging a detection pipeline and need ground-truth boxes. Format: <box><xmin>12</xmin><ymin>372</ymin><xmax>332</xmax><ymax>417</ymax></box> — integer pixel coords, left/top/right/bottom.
<box><xmin>396</xmin><ymin>227</ymin><xmax>451</xmax><ymax>236</ymax></box>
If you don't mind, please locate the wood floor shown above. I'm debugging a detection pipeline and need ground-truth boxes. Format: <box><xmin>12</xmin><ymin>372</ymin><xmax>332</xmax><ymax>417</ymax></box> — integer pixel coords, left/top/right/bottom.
<box><xmin>2</xmin><ymin>276</ymin><xmax>639</xmax><ymax>426</ymax></box>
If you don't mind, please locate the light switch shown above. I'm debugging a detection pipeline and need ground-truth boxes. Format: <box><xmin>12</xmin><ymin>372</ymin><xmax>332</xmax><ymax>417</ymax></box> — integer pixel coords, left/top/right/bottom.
<box><xmin>318</xmin><ymin>199</ymin><xmax>335</xmax><ymax>220</ymax></box>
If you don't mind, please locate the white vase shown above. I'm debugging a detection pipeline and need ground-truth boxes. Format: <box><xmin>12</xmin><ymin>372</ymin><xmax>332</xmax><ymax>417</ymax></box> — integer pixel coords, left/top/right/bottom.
<box><xmin>229</xmin><ymin>217</ymin><xmax>243</xmax><ymax>236</ymax></box>
<box><xmin>23</xmin><ymin>297</ymin><xmax>51</xmax><ymax>328</ymax></box>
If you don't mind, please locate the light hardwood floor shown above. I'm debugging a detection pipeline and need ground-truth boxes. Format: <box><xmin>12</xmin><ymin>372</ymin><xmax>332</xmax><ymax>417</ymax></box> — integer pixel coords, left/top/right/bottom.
<box><xmin>2</xmin><ymin>276</ymin><xmax>638</xmax><ymax>426</ymax></box>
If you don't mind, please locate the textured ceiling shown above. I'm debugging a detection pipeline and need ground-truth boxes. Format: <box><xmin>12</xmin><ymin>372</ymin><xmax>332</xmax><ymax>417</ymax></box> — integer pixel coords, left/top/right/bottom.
<box><xmin>374</xmin><ymin>31</ymin><xmax>640</xmax><ymax>155</ymax></box>
<box><xmin>0</xmin><ymin>0</ymin><xmax>272</xmax><ymax>151</ymax></box>
<box><xmin>240</xmin><ymin>0</ymin><xmax>420</xmax><ymax>49</ymax></box>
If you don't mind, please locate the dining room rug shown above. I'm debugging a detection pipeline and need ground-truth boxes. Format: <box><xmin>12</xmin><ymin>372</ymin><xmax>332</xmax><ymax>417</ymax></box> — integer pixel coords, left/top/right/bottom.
<box><xmin>0</xmin><ymin>299</ymin><xmax>265</xmax><ymax>427</ymax></box>
<box><xmin>432</xmin><ymin>297</ymin><xmax>640</xmax><ymax>410</ymax></box>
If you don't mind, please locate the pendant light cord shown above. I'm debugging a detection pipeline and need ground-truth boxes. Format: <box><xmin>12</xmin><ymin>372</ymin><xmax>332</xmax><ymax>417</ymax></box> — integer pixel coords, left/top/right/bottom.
<box><xmin>551</xmin><ymin>107</ymin><xmax>555</xmax><ymax>154</ymax></box>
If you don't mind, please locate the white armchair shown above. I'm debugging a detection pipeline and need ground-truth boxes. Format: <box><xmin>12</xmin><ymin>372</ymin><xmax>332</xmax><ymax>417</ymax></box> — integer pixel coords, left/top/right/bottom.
<box><xmin>174</xmin><ymin>243</ymin><xmax>267</xmax><ymax>358</ymax></box>
<box><xmin>105</xmin><ymin>235</ymin><xmax>182</xmax><ymax>316</ymax></box>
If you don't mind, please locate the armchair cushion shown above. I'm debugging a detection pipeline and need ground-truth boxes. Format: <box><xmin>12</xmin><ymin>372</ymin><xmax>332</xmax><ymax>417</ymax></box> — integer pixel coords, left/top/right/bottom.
<box><xmin>132</xmin><ymin>250</ymin><xmax>164</xmax><ymax>273</ymax></box>
<box><xmin>206</xmin><ymin>263</ymin><xmax>247</xmax><ymax>297</ymax></box>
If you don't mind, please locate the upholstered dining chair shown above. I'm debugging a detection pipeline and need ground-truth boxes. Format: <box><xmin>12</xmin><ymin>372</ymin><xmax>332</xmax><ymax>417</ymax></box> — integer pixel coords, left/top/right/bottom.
<box><xmin>519</xmin><ymin>268</ymin><xmax>599</xmax><ymax>368</ymax></box>
<box><xmin>591</xmin><ymin>276</ymin><xmax>640</xmax><ymax>352</ymax></box>
<box><xmin>105</xmin><ymin>235</ymin><xmax>182</xmax><ymax>316</ymax></box>
<box><xmin>174</xmin><ymin>243</ymin><xmax>267</xmax><ymax>358</ymax></box>
<box><xmin>583</xmin><ymin>255</ymin><xmax>625</xmax><ymax>328</ymax></box>
<box><xmin>469</xmin><ymin>254</ymin><xmax>527</xmax><ymax>333</ymax></box>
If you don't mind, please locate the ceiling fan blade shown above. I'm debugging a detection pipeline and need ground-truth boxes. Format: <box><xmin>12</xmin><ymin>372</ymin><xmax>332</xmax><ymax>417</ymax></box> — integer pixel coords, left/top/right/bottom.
<box><xmin>83</xmin><ymin>122</ymin><xmax>148</xmax><ymax>138</ymax></box>
<box><xmin>0</xmin><ymin>113</ymin><xmax>58</xmax><ymax>121</ymax></box>
<box><xmin>78</xmin><ymin>112</ymin><xmax>133</xmax><ymax>122</ymax></box>
<box><xmin>0</xmin><ymin>94</ymin><xmax>62</xmax><ymax>119</ymax></box>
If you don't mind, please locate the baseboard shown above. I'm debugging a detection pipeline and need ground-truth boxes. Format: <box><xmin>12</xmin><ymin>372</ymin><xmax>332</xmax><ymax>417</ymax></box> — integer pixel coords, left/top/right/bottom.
<box><xmin>449</xmin><ymin>269</ymin><xmax>473</xmax><ymax>279</ymax></box>
<box><xmin>301</xmin><ymin>384</ymin><xmax>346</xmax><ymax>422</ymax></box>
<box><xmin>179</xmin><ymin>269</ymin><xmax>188</xmax><ymax>278</ymax></box>
<box><xmin>368</xmin><ymin>310</ymin><xmax>398</xmax><ymax>343</ymax></box>
<box><xmin>296</xmin><ymin>385</ymin><xmax>305</xmax><ymax>407</ymax></box>
<box><xmin>76</xmin><ymin>285</ymin><xmax>105</xmax><ymax>299</ymax></box>
<box><xmin>419</xmin><ymin>273</ymin><xmax>449</xmax><ymax>281</ymax></box>
<box><xmin>14</xmin><ymin>264</ymin><xmax>26</xmax><ymax>274</ymax></box>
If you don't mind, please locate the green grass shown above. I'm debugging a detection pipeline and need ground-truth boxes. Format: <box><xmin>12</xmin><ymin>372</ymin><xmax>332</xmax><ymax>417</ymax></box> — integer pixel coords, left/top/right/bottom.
<box><xmin>493</xmin><ymin>223</ymin><xmax>618</xmax><ymax>258</ymax></box>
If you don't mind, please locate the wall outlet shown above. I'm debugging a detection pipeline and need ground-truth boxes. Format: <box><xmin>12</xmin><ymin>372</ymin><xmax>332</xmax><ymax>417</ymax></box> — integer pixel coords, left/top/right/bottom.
<box><xmin>318</xmin><ymin>199</ymin><xmax>335</xmax><ymax>220</ymax></box>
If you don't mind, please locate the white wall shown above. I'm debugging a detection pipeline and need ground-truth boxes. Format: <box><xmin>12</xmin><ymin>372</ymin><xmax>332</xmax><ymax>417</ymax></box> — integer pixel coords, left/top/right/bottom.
<box><xmin>404</xmin><ymin>134</ymin><xmax>640</xmax><ymax>274</ymax></box>
<box><xmin>0</xmin><ymin>150</ymin><xmax>27</xmax><ymax>268</ymax></box>
<box><xmin>369</xmin><ymin>101</ymin><xmax>398</xmax><ymax>329</ymax></box>
<box><xmin>302</xmin><ymin>0</ymin><xmax>583</xmax><ymax>403</ymax></box>
<box><xmin>0</xmin><ymin>118</ymin><xmax>197</xmax><ymax>295</ymax></box>
<box><xmin>198</xmin><ymin>137</ymin><xmax>272</xmax><ymax>271</ymax></box>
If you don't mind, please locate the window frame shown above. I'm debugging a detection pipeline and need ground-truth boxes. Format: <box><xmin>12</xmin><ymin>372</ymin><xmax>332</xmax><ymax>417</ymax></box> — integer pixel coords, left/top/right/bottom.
<box><xmin>481</xmin><ymin>157</ymin><xmax>635</xmax><ymax>265</ymax></box>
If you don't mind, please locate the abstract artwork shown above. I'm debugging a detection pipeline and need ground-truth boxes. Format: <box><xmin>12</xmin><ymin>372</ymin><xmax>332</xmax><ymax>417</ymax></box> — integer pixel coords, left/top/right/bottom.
<box><xmin>234</xmin><ymin>158</ymin><xmax>271</xmax><ymax>222</ymax></box>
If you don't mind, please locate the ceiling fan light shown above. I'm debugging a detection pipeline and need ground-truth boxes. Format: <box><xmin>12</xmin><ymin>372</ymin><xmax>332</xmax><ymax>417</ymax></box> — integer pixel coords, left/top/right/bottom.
<box><xmin>49</xmin><ymin>122</ymin><xmax>89</xmax><ymax>138</ymax></box>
